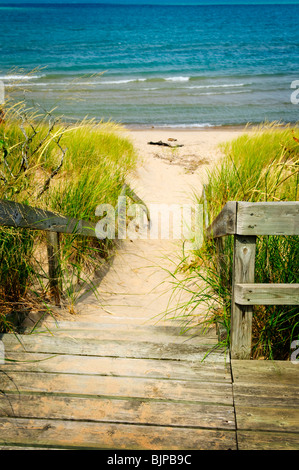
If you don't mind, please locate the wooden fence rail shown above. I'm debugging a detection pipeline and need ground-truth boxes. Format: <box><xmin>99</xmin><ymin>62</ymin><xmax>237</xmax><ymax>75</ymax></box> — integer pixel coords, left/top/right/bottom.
<box><xmin>206</xmin><ymin>201</ymin><xmax>299</xmax><ymax>360</ymax></box>
<box><xmin>0</xmin><ymin>199</ymin><xmax>98</xmax><ymax>307</ymax></box>
<box><xmin>0</xmin><ymin>186</ymin><xmax>149</xmax><ymax>307</ymax></box>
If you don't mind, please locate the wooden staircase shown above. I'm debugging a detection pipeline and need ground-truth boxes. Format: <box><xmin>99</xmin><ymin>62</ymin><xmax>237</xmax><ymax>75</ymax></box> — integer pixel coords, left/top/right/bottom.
<box><xmin>0</xmin><ymin>317</ymin><xmax>236</xmax><ymax>450</ymax></box>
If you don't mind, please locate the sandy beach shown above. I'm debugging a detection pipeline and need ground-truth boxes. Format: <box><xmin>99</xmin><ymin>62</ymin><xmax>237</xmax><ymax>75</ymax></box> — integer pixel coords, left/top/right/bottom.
<box><xmin>69</xmin><ymin>126</ymin><xmax>249</xmax><ymax>324</ymax></box>
<box><xmin>22</xmin><ymin>125</ymin><xmax>251</xmax><ymax>329</ymax></box>
<box><xmin>126</xmin><ymin>127</ymin><xmax>248</xmax><ymax>205</ymax></box>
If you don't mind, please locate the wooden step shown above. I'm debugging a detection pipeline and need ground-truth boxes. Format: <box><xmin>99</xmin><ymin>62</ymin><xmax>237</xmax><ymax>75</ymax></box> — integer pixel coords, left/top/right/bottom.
<box><xmin>1</xmin><ymin>334</ymin><xmax>227</xmax><ymax>362</ymax></box>
<box><xmin>0</xmin><ymin>417</ymin><xmax>237</xmax><ymax>450</ymax></box>
<box><xmin>231</xmin><ymin>360</ymin><xmax>299</xmax><ymax>450</ymax></box>
<box><xmin>0</xmin><ymin>371</ymin><xmax>234</xmax><ymax>405</ymax></box>
<box><xmin>1</xmin><ymin>352</ymin><xmax>231</xmax><ymax>382</ymax></box>
<box><xmin>0</xmin><ymin>393</ymin><xmax>235</xmax><ymax>430</ymax></box>
<box><xmin>25</xmin><ymin>321</ymin><xmax>217</xmax><ymax>345</ymax></box>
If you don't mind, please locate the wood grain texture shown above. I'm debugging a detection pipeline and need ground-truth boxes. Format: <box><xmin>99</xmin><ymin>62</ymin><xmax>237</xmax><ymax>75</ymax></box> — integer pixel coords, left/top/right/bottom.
<box><xmin>234</xmin><ymin>283</ymin><xmax>299</xmax><ymax>305</ymax></box>
<box><xmin>230</xmin><ymin>235</ymin><xmax>256</xmax><ymax>359</ymax></box>
<box><xmin>0</xmin><ymin>199</ymin><xmax>96</xmax><ymax>237</ymax></box>
<box><xmin>237</xmin><ymin>430</ymin><xmax>299</xmax><ymax>450</ymax></box>
<box><xmin>46</xmin><ymin>231</ymin><xmax>61</xmax><ymax>306</ymax></box>
<box><xmin>231</xmin><ymin>359</ymin><xmax>299</xmax><ymax>450</ymax></box>
<box><xmin>206</xmin><ymin>201</ymin><xmax>237</xmax><ymax>239</ymax></box>
<box><xmin>1</xmin><ymin>322</ymin><xmax>297</xmax><ymax>449</ymax></box>
<box><xmin>2</xmin><ymin>352</ymin><xmax>231</xmax><ymax>382</ymax></box>
<box><xmin>0</xmin><ymin>333</ymin><xmax>227</xmax><ymax>362</ymax></box>
<box><xmin>0</xmin><ymin>371</ymin><xmax>234</xmax><ymax>405</ymax></box>
<box><xmin>0</xmin><ymin>417</ymin><xmax>237</xmax><ymax>450</ymax></box>
<box><xmin>26</xmin><ymin>322</ymin><xmax>218</xmax><ymax>345</ymax></box>
<box><xmin>0</xmin><ymin>394</ymin><xmax>235</xmax><ymax>429</ymax></box>
<box><xmin>236</xmin><ymin>201</ymin><xmax>299</xmax><ymax>236</ymax></box>
<box><xmin>231</xmin><ymin>360</ymin><xmax>299</xmax><ymax>386</ymax></box>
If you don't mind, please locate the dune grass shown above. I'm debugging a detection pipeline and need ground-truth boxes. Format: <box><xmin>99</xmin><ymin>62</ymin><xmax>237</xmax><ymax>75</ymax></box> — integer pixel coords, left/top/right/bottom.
<box><xmin>169</xmin><ymin>123</ymin><xmax>299</xmax><ymax>360</ymax></box>
<box><xmin>0</xmin><ymin>104</ymin><xmax>137</xmax><ymax>331</ymax></box>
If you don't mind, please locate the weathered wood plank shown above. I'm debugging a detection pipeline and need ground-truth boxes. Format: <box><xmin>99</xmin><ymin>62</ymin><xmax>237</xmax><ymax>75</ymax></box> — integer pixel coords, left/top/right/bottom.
<box><xmin>28</xmin><ymin>320</ymin><xmax>218</xmax><ymax>336</ymax></box>
<box><xmin>234</xmin><ymin>283</ymin><xmax>299</xmax><ymax>305</ymax></box>
<box><xmin>0</xmin><ymin>199</ymin><xmax>96</xmax><ymax>237</ymax></box>
<box><xmin>0</xmin><ymin>371</ymin><xmax>234</xmax><ymax>405</ymax></box>
<box><xmin>2</xmin><ymin>352</ymin><xmax>231</xmax><ymax>382</ymax></box>
<box><xmin>206</xmin><ymin>201</ymin><xmax>237</xmax><ymax>239</ymax></box>
<box><xmin>230</xmin><ymin>235</ymin><xmax>256</xmax><ymax>359</ymax></box>
<box><xmin>0</xmin><ymin>445</ymin><xmax>62</xmax><ymax>450</ymax></box>
<box><xmin>0</xmin><ymin>417</ymin><xmax>237</xmax><ymax>450</ymax></box>
<box><xmin>232</xmin><ymin>383</ymin><xmax>299</xmax><ymax>408</ymax></box>
<box><xmin>46</xmin><ymin>231</ymin><xmax>61</xmax><ymax>306</ymax></box>
<box><xmin>2</xmin><ymin>352</ymin><xmax>231</xmax><ymax>381</ymax></box>
<box><xmin>0</xmin><ymin>334</ymin><xmax>228</xmax><ymax>363</ymax></box>
<box><xmin>24</xmin><ymin>314</ymin><xmax>177</xmax><ymax>328</ymax></box>
<box><xmin>0</xmin><ymin>394</ymin><xmax>235</xmax><ymax>430</ymax></box>
<box><xmin>233</xmin><ymin>381</ymin><xmax>299</xmax><ymax>409</ymax></box>
<box><xmin>231</xmin><ymin>360</ymin><xmax>299</xmax><ymax>412</ymax></box>
<box><xmin>234</xmin><ymin>405</ymin><xmax>299</xmax><ymax>432</ymax></box>
<box><xmin>27</xmin><ymin>325</ymin><xmax>218</xmax><ymax>345</ymax></box>
<box><xmin>232</xmin><ymin>360</ymin><xmax>299</xmax><ymax>436</ymax></box>
<box><xmin>237</xmin><ymin>430</ymin><xmax>299</xmax><ymax>450</ymax></box>
<box><xmin>236</xmin><ymin>201</ymin><xmax>299</xmax><ymax>236</ymax></box>
<box><xmin>28</xmin><ymin>318</ymin><xmax>212</xmax><ymax>332</ymax></box>
<box><xmin>231</xmin><ymin>360</ymin><xmax>299</xmax><ymax>386</ymax></box>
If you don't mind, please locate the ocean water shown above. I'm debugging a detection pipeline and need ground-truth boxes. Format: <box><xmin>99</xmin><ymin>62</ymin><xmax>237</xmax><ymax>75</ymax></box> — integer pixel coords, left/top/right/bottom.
<box><xmin>0</xmin><ymin>3</ymin><xmax>299</xmax><ymax>127</ymax></box>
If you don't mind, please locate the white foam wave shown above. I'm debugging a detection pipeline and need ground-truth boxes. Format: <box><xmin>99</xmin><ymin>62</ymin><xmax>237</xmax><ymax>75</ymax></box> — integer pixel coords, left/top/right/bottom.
<box><xmin>186</xmin><ymin>83</ymin><xmax>248</xmax><ymax>89</ymax></box>
<box><xmin>165</xmin><ymin>76</ymin><xmax>190</xmax><ymax>82</ymax></box>
<box><xmin>159</xmin><ymin>123</ymin><xmax>215</xmax><ymax>128</ymax></box>
<box><xmin>198</xmin><ymin>90</ymin><xmax>248</xmax><ymax>96</ymax></box>
<box><xmin>0</xmin><ymin>74</ymin><xmax>43</xmax><ymax>81</ymax></box>
<box><xmin>101</xmin><ymin>78</ymin><xmax>147</xmax><ymax>85</ymax></box>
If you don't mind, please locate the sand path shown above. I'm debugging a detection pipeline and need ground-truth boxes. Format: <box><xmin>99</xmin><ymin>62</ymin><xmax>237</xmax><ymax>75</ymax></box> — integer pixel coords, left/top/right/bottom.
<box><xmin>70</xmin><ymin>128</ymin><xmax>246</xmax><ymax>325</ymax></box>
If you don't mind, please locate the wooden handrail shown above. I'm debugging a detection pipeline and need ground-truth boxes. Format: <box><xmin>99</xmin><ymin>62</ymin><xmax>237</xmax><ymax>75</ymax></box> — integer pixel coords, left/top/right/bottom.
<box><xmin>206</xmin><ymin>201</ymin><xmax>237</xmax><ymax>239</ymax></box>
<box><xmin>0</xmin><ymin>187</ymin><xmax>150</xmax><ymax>308</ymax></box>
<box><xmin>207</xmin><ymin>201</ymin><xmax>299</xmax><ymax>238</ymax></box>
<box><xmin>206</xmin><ymin>201</ymin><xmax>299</xmax><ymax>360</ymax></box>
<box><xmin>0</xmin><ymin>199</ymin><xmax>97</xmax><ymax>237</ymax></box>
<box><xmin>0</xmin><ymin>199</ymin><xmax>98</xmax><ymax>307</ymax></box>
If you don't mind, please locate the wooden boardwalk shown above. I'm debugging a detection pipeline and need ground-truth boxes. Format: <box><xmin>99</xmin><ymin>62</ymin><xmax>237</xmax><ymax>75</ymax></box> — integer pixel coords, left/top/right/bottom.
<box><xmin>0</xmin><ymin>317</ymin><xmax>298</xmax><ymax>450</ymax></box>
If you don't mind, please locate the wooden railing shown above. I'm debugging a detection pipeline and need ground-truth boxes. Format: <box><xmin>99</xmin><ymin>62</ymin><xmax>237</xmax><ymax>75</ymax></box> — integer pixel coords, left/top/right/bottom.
<box><xmin>206</xmin><ymin>201</ymin><xmax>299</xmax><ymax>359</ymax></box>
<box><xmin>0</xmin><ymin>199</ymin><xmax>98</xmax><ymax>306</ymax></box>
<box><xmin>0</xmin><ymin>186</ymin><xmax>149</xmax><ymax>307</ymax></box>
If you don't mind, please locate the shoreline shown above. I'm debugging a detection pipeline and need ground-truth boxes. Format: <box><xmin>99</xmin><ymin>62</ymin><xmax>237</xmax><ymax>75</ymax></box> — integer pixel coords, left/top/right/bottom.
<box><xmin>124</xmin><ymin>124</ymin><xmax>249</xmax><ymax>132</ymax></box>
<box><xmin>122</xmin><ymin>122</ymin><xmax>298</xmax><ymax>132</ymax></box>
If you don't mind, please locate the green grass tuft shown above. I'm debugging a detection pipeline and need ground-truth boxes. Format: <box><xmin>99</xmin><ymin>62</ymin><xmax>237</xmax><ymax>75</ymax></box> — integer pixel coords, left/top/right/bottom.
<box><xmin>168</xmin><ymin>123</ymin><xmax>299</xmax><ymax>360</ymax></box>
<box><xmin>0</xmin><ymin>103</ymin><xmax>137</xmax><ymax>331</ymax></box>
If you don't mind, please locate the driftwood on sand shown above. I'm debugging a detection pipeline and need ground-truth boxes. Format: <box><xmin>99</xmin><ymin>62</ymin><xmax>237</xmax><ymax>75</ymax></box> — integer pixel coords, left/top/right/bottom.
<box><xmin>147</xmin><ymin>140</ymin><xmax>184</xmax><ymax>148</ymax></box>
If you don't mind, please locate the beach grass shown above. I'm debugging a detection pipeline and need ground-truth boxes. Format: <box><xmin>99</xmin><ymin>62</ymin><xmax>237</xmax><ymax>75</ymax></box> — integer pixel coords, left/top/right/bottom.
<box><xmin>169</xmin><ymin>123</ymin><xmax>299</xmax><ymax>360</ymax></box>
<box><xmin>0</xmin><ymin>103</ymin><xmax>137</xmax><ymax>331</ymax></box>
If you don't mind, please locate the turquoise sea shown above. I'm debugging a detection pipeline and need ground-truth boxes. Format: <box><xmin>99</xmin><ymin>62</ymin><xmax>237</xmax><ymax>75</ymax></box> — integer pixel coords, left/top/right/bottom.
<box><xmin>0</xmin><ymin>3</ymin><xmax>299</xmax><ymax>127</ymax></box>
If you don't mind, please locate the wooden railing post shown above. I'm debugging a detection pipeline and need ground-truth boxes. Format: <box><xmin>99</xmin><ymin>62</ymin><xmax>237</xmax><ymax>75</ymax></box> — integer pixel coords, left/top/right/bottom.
<box><xmin>46</xmin><ymin>231</ymin><xmax>61</xmax><ymax>307</ymax></box>
<box><xmin>206</xmin><ymin>200</ymin><xmax>299</xmax><ymax>359</ymax></box>
<box><xmin>230</xmin><ymin>234</ymin><xmax>257</xmax><ymax>359</ymax></box>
